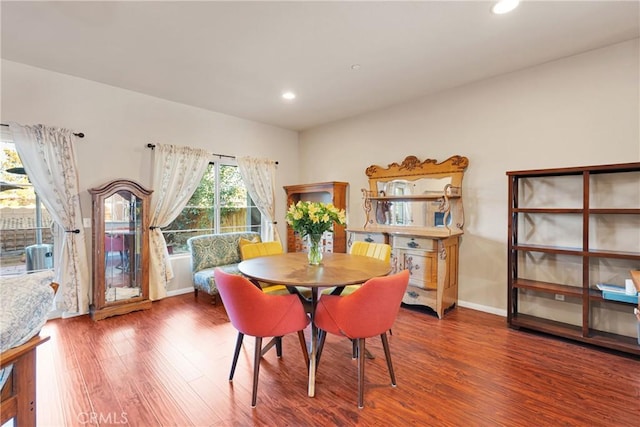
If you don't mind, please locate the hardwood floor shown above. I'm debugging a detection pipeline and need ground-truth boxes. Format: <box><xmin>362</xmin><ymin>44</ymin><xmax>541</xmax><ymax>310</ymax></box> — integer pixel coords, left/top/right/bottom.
<box><xmin>34</xmin><ymin>294</ymin><xmax>639</xmax><ymax>426</ymax></box>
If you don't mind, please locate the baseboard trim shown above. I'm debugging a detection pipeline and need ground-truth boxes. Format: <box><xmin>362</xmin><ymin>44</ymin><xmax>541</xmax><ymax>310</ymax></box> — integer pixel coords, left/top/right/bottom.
<box><xmin>165</xmin><ymin>288</ymin><xmax>505</xmax><ymax>316</ymax></box>
<box><xmin>167</xmin><ymin>287</ymin><xmax>195</xmax><ymax>297</ymax></box>
<box><xmin>458</xmin><ymin>300</ymin><xmax>506</xmax><ymax>317</ymax></box>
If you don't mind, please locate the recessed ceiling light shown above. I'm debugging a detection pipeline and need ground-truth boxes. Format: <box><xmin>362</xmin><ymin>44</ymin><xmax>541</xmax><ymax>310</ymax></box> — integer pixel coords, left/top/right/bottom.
<box><xmin>351</xmin><ymin>64</ymin><xmax>361</xmax><ymax>70</ymax></box>
<box><xmin>282</xmin><ymin>91</ymin><xmax>296</xmax><ymax>100</ymax></box>
<box><xmin>492</xmin><ymin>0</ymin><xmax>520</xmax><ymax>14</ymax></box>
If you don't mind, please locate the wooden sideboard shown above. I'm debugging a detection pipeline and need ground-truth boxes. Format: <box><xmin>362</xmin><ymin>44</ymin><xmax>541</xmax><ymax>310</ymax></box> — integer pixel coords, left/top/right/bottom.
<box><xmin>349</xmin><ymin>155</ymin><xmax>469</xmax><ymax>319</ymax></box>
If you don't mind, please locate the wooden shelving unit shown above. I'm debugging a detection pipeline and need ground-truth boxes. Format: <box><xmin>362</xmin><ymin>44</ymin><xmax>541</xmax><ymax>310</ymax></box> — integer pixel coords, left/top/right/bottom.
<box><xmin>507</xmin><ymin>162</ymin><xmax>640</xmax><ymax>356</ymax></box>
<box><xmin>283</xmin><ymin>181</ymin><xmax>348</xmax><ymax>253</ymax></box>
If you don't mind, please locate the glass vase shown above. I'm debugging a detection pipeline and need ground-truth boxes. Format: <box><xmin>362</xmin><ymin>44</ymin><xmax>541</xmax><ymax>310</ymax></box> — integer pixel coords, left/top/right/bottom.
<box><xmin>306</xmin><ymin>233</ymin><xmax>323</xmax><ymax>265</ymax></box>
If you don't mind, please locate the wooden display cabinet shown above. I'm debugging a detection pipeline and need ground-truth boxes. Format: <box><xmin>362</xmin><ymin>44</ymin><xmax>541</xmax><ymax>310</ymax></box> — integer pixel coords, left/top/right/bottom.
<box><xmin>284</xmin><ymin>182</ymin><xmax>348</xmax><ymax>253</ymax></box>
<box><xmin>90</xmin><ymin>179</ymin><xmax>152</xmax><ymax>320</ymax></box>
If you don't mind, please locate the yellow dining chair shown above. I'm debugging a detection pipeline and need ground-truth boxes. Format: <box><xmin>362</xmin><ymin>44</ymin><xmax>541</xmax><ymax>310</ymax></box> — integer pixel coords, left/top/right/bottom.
<box><xmin>240</xmin><ymin>241</ymin><xmax>290</xmax><ymax>295</ymax></box>
<box><xmin>241</xmin><ymin>240</ymin><xmax>313</xmax><ymax>306</ymax></box>
<box><xmin>323</xmin><ymin>241</ymin><xmax>392</xmax><ymax>296</ymax></box>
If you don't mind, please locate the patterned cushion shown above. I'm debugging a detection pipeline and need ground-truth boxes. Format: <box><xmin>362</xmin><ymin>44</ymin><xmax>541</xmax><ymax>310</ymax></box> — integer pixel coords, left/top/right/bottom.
<box><xmin>188</xmin><ymin>232</ymin><xmax>261</xmax><ymax>272</ymax></box>
<box><xmin>193</xmin><ymin>264</ymin><xmax>241</xmax><ymax>295</ymax></box>
<box><xmin>187</xmin><ymin>232</ymin><xmax>261</xmax><ymax>296</ymax></box>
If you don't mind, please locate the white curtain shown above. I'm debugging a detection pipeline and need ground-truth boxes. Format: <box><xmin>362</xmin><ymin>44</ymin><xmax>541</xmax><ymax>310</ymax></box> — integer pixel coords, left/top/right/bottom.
<box><xmin>149</xmin><ymin>144</ymin><xmax>210</xmax><ymax>300</ymax></box>
<box><xmin>237</xmin><ymin>156</ymin><xmax>280</xmax><ymax>242</ymax></box>
<box><xmin>9</xmin><ymin>123</ymin><xmax>90</xmax><ymax>315</ymax></box>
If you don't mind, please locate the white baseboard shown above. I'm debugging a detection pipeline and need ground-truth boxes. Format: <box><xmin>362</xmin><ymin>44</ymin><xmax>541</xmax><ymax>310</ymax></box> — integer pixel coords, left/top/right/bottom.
<box><xmin>167</xmin><ymin>287</ymin><xmax>195</xmax><ymax>297</ymax></box>
<box><xmin>163</xmin><ymin>289</ymin><xmax>507</xmax><ymax>317</ymax></box>
<box><xmin>457</xmin><ymin>300</ymin><xmax>506</xmax><ymax>317</ymax></box>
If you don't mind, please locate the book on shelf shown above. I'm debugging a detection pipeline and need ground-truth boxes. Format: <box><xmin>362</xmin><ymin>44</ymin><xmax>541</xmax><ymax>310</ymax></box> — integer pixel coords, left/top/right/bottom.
<box><xmin>601</xmin><ymin>291</ymin><xmax>638</xmax><ymax>304</ymax></box>
<box><xmin>596</xmin><ymin>283</ymin><xmax>639</xmax><ymax>304</ymax></box>
<box><xmin>596</xmin><ymin>283</ymin><xmax>627</xmax><ymax>293</ymax></box>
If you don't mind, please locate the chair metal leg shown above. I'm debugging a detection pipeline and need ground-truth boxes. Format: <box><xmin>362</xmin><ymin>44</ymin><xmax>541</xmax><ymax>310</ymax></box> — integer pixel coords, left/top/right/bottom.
<box><xmin>275</xmin><ymin>336</ymin><xmax>283</xmax><ymax>358</ymax></box>
<box><xmin>297</xmin><ymin>330</ymin><xmax>309</xmax><ymax>368</ymax></box>
<box><xmin>352</xmin><ymin>339</ymin><xmax>357</xmax><ymax>359</ymax></box>
<box><xmin>252</xmin><ymin>337</ymin><xmax>262</xmax><ymax>408</ymax></box>
<box><xmin>357</xmin><ymin>338</ymin><xmax>366</xmax><ymax>409</ymax></box>
<box><xmin>380</xmin><ymin>333</ymin><xmax>396</xmax><ymax>386</ymax></box>
<box><xmin>316</xmin><ymin>329</ymin><xmax>326</xmax><ymax>370</ymax></box>
<box><xmin>229</xmin><ymin>332</ymin><xmax>244</xmax><ymax>381</ymax></box>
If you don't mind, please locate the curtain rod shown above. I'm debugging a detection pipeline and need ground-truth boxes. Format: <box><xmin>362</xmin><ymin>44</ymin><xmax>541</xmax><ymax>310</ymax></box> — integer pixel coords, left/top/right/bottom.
<box><xmin>1</xmin><ymin>123</ymin><xmax>85</xmax><ymax>138</ymax></box>
<box><xmin>146</xmin><ymin>143</ymin><xmax>278</xmax><ymax>164</ymax></box>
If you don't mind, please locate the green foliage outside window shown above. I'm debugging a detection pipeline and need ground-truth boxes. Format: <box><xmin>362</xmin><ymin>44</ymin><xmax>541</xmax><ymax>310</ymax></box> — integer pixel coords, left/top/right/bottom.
<box><xmin>162</xmin><ymin>162</ymin><xmax>261</xmax><ymax>254</ymax></box>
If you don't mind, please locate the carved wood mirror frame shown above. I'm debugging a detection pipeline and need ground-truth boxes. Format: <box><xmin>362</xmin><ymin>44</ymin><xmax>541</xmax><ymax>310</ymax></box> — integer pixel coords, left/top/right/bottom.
<box><xmin>362</xmin><ymin>155</ymin><xmax>469</xmax><ymax>230</ymax></box>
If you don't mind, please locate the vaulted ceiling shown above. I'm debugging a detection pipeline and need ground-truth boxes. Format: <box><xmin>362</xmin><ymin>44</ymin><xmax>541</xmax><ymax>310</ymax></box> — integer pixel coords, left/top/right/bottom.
<box><xmin>2</xmin><ymin>1</ymin><xmax>638</xmax><ymax>131</ymax></box>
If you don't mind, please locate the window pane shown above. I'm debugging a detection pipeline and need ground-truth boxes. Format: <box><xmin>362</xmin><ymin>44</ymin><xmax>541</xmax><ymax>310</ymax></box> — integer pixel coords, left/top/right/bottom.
<box><xmin>1</xmin><ymin>141</ymin><xmax>54</xmax><ymax>275</ymax></box>
<box><xmin>163</xmin><ymin>164</ymin><xmax>216</xmax><ymax>253</ymax></box>
<box><xmin>162</xmin><ymin>162</ymin><xmax>262</xmax><ymax>255</ymax></box>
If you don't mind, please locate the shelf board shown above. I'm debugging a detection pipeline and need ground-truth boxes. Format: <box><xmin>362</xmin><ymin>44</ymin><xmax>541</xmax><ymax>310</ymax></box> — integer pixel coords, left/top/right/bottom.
<box><xmin>510</xmin><ymin>314</ymin><xmax>640</xmax><ymax>356</ymax></box>
<box><xmin>587</xmin><ymin>249</ymin><xmax>640</xmax><ymax>260</ymax></box>
<box><xmin>512</xmin><ymin>208</ymin><xmax>640</xmax><ymax>214</ymax></box>
<box><xmin>351</xmin><ymin>225</ymin><xmax>463</xmax><ymax>238</ymax></box>
<box><xmin>513</xmin><ymin>279</ymin><xmax>582</xmax><ymax>296</ymax></box>
<box><xmin>589</xmin><ymin>208</ymin><xmax>640</xmax><ymax>214</ymax></box>
<box><xmin>511</xmin><ymin>244</ymin><xmax>582</xmax><ymax>256</ymax></box>
<box><xmin>506</xmin><ymin>162</ymin><xmax>640</xmax><ymax>177</ymax></box>
<box><xmin>512</xmin><ymin>208</ymin><xmax>583</xmax><ymax>214</ymax></box>
<box><xmin>369</xmin><ymin>193</ymin><xmax>460</xmax><ymax>201</ymax></box>
<box><xmin>589</xmin><ymin>289</ymin><xmax>639</xmax><ymax>306</ymax></box>
<box><xmin>510</xmin><ymin>314</ymin><xmax>584</xmax><ymax>339</ymax></box>
<box><xmin>511</xmin><ymin>244</ymin><xmax>640</xmax><ymax>260</ymax></box>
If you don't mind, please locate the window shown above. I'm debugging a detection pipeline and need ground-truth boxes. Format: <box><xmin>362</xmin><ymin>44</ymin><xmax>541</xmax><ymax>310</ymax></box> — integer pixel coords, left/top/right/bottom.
<box><xmin>162</xmin><ymin>159</ymin><xmax>262</xmax><ymax>254</ymax></box>
<box><xmin>0</xmin><ymin>139</ymin><xmax>54</xmax><ymax>275</ymax></box>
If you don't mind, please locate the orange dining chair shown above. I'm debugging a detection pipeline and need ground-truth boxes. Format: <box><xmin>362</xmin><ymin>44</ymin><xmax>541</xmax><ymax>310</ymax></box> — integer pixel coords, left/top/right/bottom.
<box><xmin>213</xmin><ymin>268</ymin><xmax>310</xmax><ymax>407</ymax></box>
<box><xmin>314</xmin><ymin>269</ymin><xmax>409</xmax><ymax>408</ymax></box>
<box><xmin>321</xmin><ymin>241</ymin><xmax>394</xmax><ymax>358</ymax></box>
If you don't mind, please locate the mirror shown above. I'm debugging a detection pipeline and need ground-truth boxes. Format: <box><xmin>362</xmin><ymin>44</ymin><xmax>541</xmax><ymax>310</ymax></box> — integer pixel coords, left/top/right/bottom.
<box><xmin>376</xmin><ymin>177</ymin><xmax>452</xmax><ymax>195</ymax></box>
<box><xmin>374</xmin><ymin>177</ymin><xmax>453</xmax><ymax>226</ymax></box>
<box><xmin>90</xmin><ymin>179</ymin><xmax>152</xmax><ymax>320</ymax></box>
<box><xmin>363</xmin><ymin>155</ymin><xmax>468</xmax><ymax>231</ymax></box>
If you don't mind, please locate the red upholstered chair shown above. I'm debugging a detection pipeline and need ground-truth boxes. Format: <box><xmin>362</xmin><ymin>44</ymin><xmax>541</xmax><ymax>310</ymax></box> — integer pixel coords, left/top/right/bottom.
<box><xmin>315</xmin><ymin>270</ymin><xmax>409</xmax><ymax>408</ymax></box>
<box><xmin>213</xmin><ymin>268</ymin><xmax>310</xmax><ymax>407</ymax></box>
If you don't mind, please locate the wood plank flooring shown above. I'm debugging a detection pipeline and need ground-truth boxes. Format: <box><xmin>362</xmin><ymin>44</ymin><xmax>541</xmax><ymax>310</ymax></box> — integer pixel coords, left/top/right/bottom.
<box><xmin>34</xmin><ymin>294</ymin><xmax>639</xmax><ymax>426</ymax></box>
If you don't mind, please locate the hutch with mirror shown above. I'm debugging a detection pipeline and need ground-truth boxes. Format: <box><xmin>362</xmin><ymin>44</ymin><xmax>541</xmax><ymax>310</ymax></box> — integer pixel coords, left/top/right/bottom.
<box><xmin>90</xmin><ymin>179</ymin><xmax>152</xmax><ymax>320</ymax></box>
<box><xmin>348</xmin><ymin>155</ymin><xmax>469</xmax><ymax>318</ymax></box>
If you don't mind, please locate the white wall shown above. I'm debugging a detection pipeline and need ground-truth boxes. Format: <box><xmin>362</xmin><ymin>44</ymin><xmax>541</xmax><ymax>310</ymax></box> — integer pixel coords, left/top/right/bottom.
<box><xmin>1</xmin><ymin>60</ymin><xmax>300</xmax><ymax>294</ymax></box>
<box><xmin>299</xmin><ymin>39</ymin><xmax>640</xmax><ymax>315</ymax></box>
<box><xmin>2</xmin><ymin>39</ymin><xmax>638</xmax><ymax>316</ymax></box>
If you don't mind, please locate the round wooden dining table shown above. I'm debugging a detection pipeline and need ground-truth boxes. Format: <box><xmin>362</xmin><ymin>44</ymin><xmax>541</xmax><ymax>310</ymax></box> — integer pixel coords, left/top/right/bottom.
<box><xmin>238</xmin><ymin>251</ymin><xmax>391</xmax><ymax>397</ymax></box>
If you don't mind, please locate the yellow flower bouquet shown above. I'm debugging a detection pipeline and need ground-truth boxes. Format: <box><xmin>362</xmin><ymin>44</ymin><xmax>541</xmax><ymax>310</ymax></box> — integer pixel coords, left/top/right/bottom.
<box><xmin>285</xmin><ymin>201</ymin><xmax>346</xmax><ymax>264</ymax></box>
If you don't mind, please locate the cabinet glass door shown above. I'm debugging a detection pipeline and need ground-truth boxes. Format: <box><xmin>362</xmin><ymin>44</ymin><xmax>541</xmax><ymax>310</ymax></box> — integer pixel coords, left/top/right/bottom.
<box><xmin>104</xmin><ymin>190</ymin><xmax>143</xmax><ymax>302</ymax></box>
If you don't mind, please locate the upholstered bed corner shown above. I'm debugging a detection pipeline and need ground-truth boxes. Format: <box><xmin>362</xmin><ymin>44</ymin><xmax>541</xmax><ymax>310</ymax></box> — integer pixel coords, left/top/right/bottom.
<box><xmin>0</xmin><ymin>270</ymin><xmax>58</xmax><ymax>426</ymax></box>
